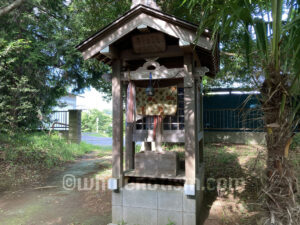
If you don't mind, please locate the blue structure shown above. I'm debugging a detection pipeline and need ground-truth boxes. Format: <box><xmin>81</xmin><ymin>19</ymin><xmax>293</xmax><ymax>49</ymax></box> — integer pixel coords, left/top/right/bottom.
<box><xmin>203</xmin><ymin>93</ymin><xmax>264</xmax><ymax>132</ymax></box>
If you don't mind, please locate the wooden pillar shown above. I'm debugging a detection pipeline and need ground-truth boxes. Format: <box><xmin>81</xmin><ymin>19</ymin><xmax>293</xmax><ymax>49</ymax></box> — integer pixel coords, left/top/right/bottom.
<box><xmin>125</xmin><ymin>124</ymin><xmax>135</xmax><ymax>170</ymax></box>
<box><xmin>112</xmin><ymin>59</ymin><xmax>124</xmax><ymax>185</ymax></box>
<box><xmin>184</xmin><ymin>53</ymin><xmax>198</xmax><ymax>185</ymax></box>
<box><xmin>199</xmin><ymin>81</ymin><xmax>204</xmax><ymax>163</ymax></box>
<box><xmin>125</xmin><ymin>82</ymin><xmax>135</xmax><ymax>170</ymax></box>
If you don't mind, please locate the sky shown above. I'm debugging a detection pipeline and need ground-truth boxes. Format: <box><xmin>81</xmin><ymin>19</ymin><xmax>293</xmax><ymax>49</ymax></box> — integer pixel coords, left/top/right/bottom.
<box><xmin>77</xmin><ymin>88</ymin><xmax>112</xmax><ymax>111</ymax></box>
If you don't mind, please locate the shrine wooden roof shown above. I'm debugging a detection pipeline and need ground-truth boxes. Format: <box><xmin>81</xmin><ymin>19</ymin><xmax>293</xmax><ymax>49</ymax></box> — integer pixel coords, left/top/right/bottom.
<box><xmin>76</xmin><ymin>4</ymin><xmax>219</xmax><ymax>77</ymax></box>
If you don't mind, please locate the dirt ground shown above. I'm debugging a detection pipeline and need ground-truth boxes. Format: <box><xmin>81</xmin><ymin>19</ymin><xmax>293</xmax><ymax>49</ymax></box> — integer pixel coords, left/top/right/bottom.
<box><xmin>0</xmin><ymin>152</ymin><xmax>113</xmax><ymax>225</ymax></box>
<box><xmin>0</xmin><ymin>145</ymin><xmax>298</xmax><ymax>225</ymax></box>
<box><xmin>202</xmin><ymin>144</ymin><xmax>265</xmax><ymax>225</ymax></box>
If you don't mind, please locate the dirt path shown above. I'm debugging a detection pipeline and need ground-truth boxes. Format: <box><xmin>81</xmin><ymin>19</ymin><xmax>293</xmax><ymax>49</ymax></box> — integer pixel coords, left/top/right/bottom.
<box><xmin>0</xmin><ymin>152</ymin><xmax>112</xmax><ymax>225</ymax></box>
<box><xmin>0</xmin><ymin>144</ymin><xmax>269</xmax><ymax>225</ymax></box>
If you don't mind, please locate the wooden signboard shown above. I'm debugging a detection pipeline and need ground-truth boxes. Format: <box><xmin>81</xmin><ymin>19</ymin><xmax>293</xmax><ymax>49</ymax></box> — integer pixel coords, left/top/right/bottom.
<box><xmin>131</xmin><ymin>33</ymin><xmax>166</xmax><ymax>54</ymax></box>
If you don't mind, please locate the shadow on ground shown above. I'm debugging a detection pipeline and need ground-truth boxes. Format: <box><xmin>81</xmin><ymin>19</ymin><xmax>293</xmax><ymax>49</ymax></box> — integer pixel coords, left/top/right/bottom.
<box><xmin>200</xmin><ymin>143</ymin><xmax>261</xmax><ymax>225</ymax></box>
<box><xmin>0</xmin><ymin>151</ymin><xmax>113</xmax><ymax>225</ymax></box>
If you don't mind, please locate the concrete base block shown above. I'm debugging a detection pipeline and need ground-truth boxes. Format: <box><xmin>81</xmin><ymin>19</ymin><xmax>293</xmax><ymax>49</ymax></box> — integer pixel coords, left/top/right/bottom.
<box><xmin>158</xmin><ymin>210</ymin><xmax>183</xmax><ymax>225</ymax></box>
<box><xmin>110</xmin><ymin>171</ymin><xmax>204</xmax><ymax>225</ymax></box>
<box><xmin>112</xmin><ymin>192</ymin><xmax>122</xmax><ymax>206</ymax></box>
<box><xmin>123</xmin><ymin>183</ymin><xmax>158</xmax><ymax>208</ymax></box>
<box><xmin>112</xmin><ymin>206</ymin><xmax>123</xmax><ymax>224</ymax></box>
<box><xmin>183</xmin><ymin>196</ymin><xmax>196</xmax><ymax>213</ymax></box>
<box><xmin>183</xmin><ymin>213</ymin><xmax>196</xmax><ymax>225</ymax></box>
<box><xmin>158</xmin><ymin>188</ymin><xmax>183</xmax><ymax>211</ymax></box>
<box><xmin>204</xmin><ymin>131</ymin><xmax>266</xmax><ymax>144</ymax></box>
<box><xmin>123</xmin><ymin>206</ymin><xmax>157</xmax><ymax>225</ymax></box>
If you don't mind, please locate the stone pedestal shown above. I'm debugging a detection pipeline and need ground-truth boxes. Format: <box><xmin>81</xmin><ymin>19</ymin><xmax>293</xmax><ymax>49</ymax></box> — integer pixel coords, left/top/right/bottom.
<box><xmin>135</xmin><ymin>151</ymin><xmax>178</xmax><ymax>177</ymax></box>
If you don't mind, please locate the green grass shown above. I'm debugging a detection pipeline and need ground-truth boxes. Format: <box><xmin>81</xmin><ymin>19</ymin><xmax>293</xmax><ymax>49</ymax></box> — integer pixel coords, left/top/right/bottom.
<box><xmin>204</xmin><ymin>144</ymin><xmax>244</xmax><ymax>179</ymax></box>
<box><xmin>135</xmin><ymin>144</ymin><xmax>142</xmax><ymax>153</ymax></box>
<box><xmin>0</xmin><ymin>132</ymin><xmax>112</xmax><ymax>192</ymax></box>
<box><xmin>0</xmin><ymin>132</ymin><xmax>103</xmax><ymax>168</ymax></box>
<box><xmin>95</xmin><ymin>161</ymin><xmax>112</xmax><ymax>178</ymax></box>
<box><xmin>97</xmin><ymin>146</ymin><xmax>112</xmax><ymax>157</ymax></box>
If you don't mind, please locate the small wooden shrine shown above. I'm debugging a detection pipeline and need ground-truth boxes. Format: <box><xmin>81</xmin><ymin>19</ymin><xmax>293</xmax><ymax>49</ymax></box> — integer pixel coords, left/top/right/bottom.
<box><xmin>77</xmin><ymin>1</ymin><xmax>219</xmax><ymax>224</ymax></box>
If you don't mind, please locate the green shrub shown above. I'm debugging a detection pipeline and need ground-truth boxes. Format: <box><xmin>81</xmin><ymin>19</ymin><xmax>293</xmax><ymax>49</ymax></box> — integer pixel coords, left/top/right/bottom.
<box><xmin>0</xmin><ymin>132</ymin><xmax>104</xmax><ymax>168</ymax></box>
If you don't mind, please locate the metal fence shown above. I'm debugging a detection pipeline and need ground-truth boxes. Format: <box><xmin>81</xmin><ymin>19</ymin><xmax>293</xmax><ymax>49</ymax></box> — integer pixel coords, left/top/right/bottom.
<box><xmin>204</xmin><ymin>108</ymin><xmax>264</xmax><ymax>131</ymax></box>
<box><xmin>49</xmin><ymin>111</ymin><xmax>69</xmax><ymax>130</ymax></box>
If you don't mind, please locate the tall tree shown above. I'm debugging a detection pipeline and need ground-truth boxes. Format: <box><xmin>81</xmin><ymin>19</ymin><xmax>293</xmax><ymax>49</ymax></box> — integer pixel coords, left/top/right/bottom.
<box><xmin>0</xmin><ymin>0</ymin><xmax>126</xmax><ymax>131</ymax></box>
<box><xmin>0</xmin><ymin>0</ymin><xmax>70</xmax><ymax>131</ymax></box>
<box><xmin>181</xmin><ymin>0</ymin><xmax>300</xmax><ymax>224</ymax></box>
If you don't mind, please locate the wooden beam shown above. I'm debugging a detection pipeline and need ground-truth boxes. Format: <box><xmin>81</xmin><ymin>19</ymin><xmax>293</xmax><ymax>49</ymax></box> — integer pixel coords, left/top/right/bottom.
<box><xmin>179</xmin><ymin>39</ymin><xmax>192</xmax><ymax>54</ymax></box>
<box><xmin>133</xmin><ymin>130</ymin><xmax>185</xmax><ymax>142</ymax></box>
<box><xmin>121</xmin><ymin>45</ymin><xmax>185</xmax><ymax>60</ymax></box>
<box><xmin>184</xmin><ymin>53</ymin><xmax>198</xmax><ymax>185</ymax></box>
<box><xmin>123</xmin><ymin>59</ymin><xmax>187</xmax><ymax>80</ymax></box>
<box><xmin>103</xmin><ymin>57</ymin><xmax>111</xmax><ymax>64</ymax></box>
<box><xmin>179</xmin><ymin>39</ymin><xmax>190</xmax><ymax>47</ymax></box>
<box><xmin>194</xmin><ymin>66</ymin><xmax>209</xmax><ymax>78</ymax></box>
<box><xmin>193</xmin><ymin>50</ymin><xmax>201</xmax><ymax>67</ymax></box>
<box><xmin>178</xmin><ymin>41</ymin><xmax>202</xmax><ymax>68</ymax></box>
<box><xmin>123</xmin><ymin>68</ymin><xmax>186</xmax><ymax>80</ymax></box>
<box><xmin>100</xmin><ymin>45</ymin><xmax>117</xmax><ymax>59</ymax></box>
<box><xmin>178</xmin><ymin>42</ymin><xmax>202</xmax><ymax>69</ymax></box>
<box><xmin>112</xmin><ymin>59</ymin><xmax>124</xmax><ymax>187</ymax></box>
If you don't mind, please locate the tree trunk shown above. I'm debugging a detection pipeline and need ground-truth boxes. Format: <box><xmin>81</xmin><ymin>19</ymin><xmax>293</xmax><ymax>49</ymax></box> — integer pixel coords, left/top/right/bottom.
<box><xmin>260</xmin><ymin>75</ymin><xmax>299</xmax><ymax>224</ymax></box>
<box><xmin>0</xmin><ymin>0</ymin><xmax>26</xmax><ymax>17</ymax></box>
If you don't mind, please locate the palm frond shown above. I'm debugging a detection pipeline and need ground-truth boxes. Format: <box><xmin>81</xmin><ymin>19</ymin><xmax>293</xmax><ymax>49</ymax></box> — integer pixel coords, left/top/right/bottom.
<box><xmin>271</xmin><ymin>0</ymin><xmax>282</xmax><ymax>71</ymax></box>
<box><xmin>254</xmin><ymin>18</ymin><xmax>270</xmax><ymax>66</ymax></box>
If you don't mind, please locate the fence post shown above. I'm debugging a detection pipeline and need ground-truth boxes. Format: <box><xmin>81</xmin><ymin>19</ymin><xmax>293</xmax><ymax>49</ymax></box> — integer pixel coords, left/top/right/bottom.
<box><xmin>68</xmin><ymin>109</ymin><xmax>82</xmax><ymax>144</ymax></box>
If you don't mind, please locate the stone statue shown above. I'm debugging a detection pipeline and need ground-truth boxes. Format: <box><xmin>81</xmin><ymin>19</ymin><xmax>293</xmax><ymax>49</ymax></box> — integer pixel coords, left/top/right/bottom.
<box><xmin>131</xmin><ymin>0</ymin><xmax>161</xmax><ymax>10</ymax></box>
